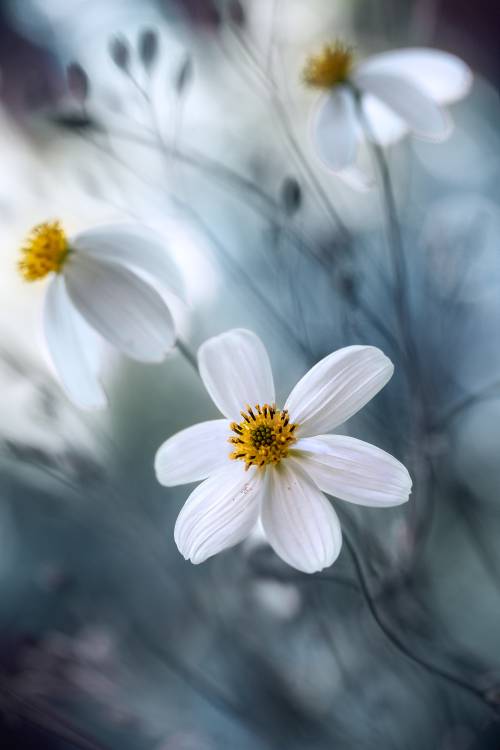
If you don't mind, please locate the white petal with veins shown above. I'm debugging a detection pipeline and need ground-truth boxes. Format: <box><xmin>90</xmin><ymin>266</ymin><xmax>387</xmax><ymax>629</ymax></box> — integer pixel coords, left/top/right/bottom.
<box><xmin>261</xmin><ymin>460</ymin><xmax>342</xmax><ymax>573</ymax></box>
<box><xmin>294</xmin><ymin>435</ymin><xmax>412</xmax><ymax>506</ymax></box>
<box><xmin>198</xmin><ymin>329</ymin><xmax>275</xmax><ymax>421</ymax></box>
<box><xmin>155</xmin><ymin>419</ymin><xmax>231</xmax><ymax>486</ymax></box>
<box><xmin>174</xmin><ymin>462</ymin><xmax>263</xmax><ymax>564</ymax></box>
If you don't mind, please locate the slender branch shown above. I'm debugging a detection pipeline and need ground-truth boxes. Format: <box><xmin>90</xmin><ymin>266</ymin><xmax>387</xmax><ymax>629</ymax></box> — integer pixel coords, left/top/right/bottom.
<box><xmin>176</xmin><ymin>338</ymin><xmax>198</xmax><ymax>372</ymax></box>
<box><xmin>341</xmin><ymin>532</ymin><xmax>497</xmax><ymax>709</ymax></box>
<box><xmin>355</xmin><ymin>95</ymin><xmax>412</xmax><ymax>350</ymax></box>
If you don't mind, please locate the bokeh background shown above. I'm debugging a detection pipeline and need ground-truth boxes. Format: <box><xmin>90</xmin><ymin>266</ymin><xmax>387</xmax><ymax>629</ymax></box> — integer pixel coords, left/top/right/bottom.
<box><xmin>1</xmin><ymin>1</ymin><xmax>500</xmax><ymax>748</ymax></box>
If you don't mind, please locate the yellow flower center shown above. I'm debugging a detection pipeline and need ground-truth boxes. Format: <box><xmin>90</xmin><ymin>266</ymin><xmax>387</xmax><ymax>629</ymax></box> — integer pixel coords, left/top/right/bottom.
<box><xmin>302</xmin><ymin>42</ymin><xmax>354</xmax><ymax>89</ymax></box>
<box><xmin>18</xmin><ymin>221</ymin><xmax>70</xmax><ymax>282</ymax></box>
<box><xmin>229</xmin><ymin>404</ymin><xmax>298</xmax><ymax>470</ymax></box>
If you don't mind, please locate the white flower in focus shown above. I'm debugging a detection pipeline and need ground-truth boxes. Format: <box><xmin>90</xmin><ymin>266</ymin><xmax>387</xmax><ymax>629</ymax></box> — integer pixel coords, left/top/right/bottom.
<box><xmin>155</xmin><ymin>329</ymin><xmax>412</xmax><ymax>574</ymax></box>
<box><xmin>19</xmin><ymin>221</ymin><xmax>182</xmax><ymax>410</ymax></box>
<box><xmin>303</xmin><ymin>43</ymin><xmax>473</xmax><ymax>172</ymax></box>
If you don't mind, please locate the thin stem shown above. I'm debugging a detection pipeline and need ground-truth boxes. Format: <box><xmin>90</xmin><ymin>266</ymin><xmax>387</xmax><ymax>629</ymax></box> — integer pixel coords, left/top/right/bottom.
<box><xmin>341</xmin><ymin>531</ymin><xmax>496</xmax><ymax>709</ymax></box>
<box><xmin>355</xmin><ymin>95</ymin><xmax>411</xmax><ymax>349</ymax></box>
<box><xmin>355</xmin><ymin>94</ymin><xmax>438</xmax><ymax>557</ymax></box>
<box><xmin>176</xmin><ymin>338</ymin><xmax>198</xmax><ymax>372</ymax></box>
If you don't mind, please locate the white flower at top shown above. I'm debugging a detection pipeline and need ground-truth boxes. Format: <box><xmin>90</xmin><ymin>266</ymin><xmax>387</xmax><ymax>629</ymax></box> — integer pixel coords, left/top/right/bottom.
<box><xmin>155</xmin><ymin>329</ymin><xmax>412</xmax><ymax>574</ymax></box>
<box><xmin>19</xmin><ymin>221</ymin><xmax>182</xmax><ymax>410</ymax></box>
<box><xmin>303</xmin><ymin>43</ymin><xmax>473</xmax><ymax>173</ymax></box>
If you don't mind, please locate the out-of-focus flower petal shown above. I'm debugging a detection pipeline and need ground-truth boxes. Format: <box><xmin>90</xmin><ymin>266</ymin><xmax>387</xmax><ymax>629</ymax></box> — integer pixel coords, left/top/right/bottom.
<box><xmin>361</xmin><ymin>94</ymin><xmax>408</xmax><ymax>145</ymax></box>
<box><xmin>198</xmin><ymin>329</ymin><xmax>275</xmax><ymax>421</ymax></box>
<box><xmin>312</xmin><ymin>86</ymin><xmax>358</xmax><ymax>171</ymax></box>
<box><xmin>65</xmin><ymin>253</ymin><xmax>175</xmax><ymax>362</ymax></box>
<box><xmin>285</xmin><ymin>345</ymin><xmax>393</xmax><ymax>437</ymax></box>
<box><xmin>261</xmin><ymin>459</ymin><xmax>342</xmax><ymax>573</ymax></box>
<box><xmin>44</xmin><ymin>275</ymin><xmax>107</xmax><ymax>410</ymax></box>
<box><xmin>72</xmin><ymin>224</ymin><xmax>184</xmax><ymax>300</ymax></box>
<box><xmin>358</xmin><ymin>48</ymin><xmax>473</xmax><ymax>104</ymax></box>
<box><xmin>174</xmin><ymin>462</ymin><xmax>263</xmax><ymax>564</ymax></box>
<box><xmin>155</xmin><ymin>419</ymin><xmax>231</xmax><ymax>486</ymax></box>
<box><xmin>336</xmin><ymin>162</ymin><xmax>375</xmax><ymax>192</ymax></box>
<box><xmin>353</xmin><ymin>70</ymin><xmax>450</xmax><ymax>141</ymax></box>
<box><xmin>294</xmin><ymin>435</ymin><xmax>412</xmax><ymax>506</ymax></box>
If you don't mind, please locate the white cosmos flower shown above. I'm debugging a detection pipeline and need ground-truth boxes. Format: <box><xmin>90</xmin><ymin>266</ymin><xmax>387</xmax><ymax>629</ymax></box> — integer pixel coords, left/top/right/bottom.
<box><xmin>303</xmin><ymin>43</ymin><xmax>473</xmax><ymax>172</ymax></box>
<box><xmin>19</xmin><ymin>221</ymin><xmax>182</xmax><ymax>410</ymax></box>
<box><xmin>155</xmin><ymin>329</ymin><xmax>412</xmax><ymax>574</ymax></box>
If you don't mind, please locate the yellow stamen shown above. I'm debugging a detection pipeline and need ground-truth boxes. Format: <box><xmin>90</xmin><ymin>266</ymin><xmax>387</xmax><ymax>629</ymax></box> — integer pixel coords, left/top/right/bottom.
<box><xmin>302</xmin><ymin>41</ymin><xmax>354</xmax><ymax>89</ymax></box>
<box><xmin>18</xmin><ymin>221</ymin><xmax>70</xmax><ymax>282</ymax></box>
<box><xmin>229</xmin><ymin>403</ymin><xmax>298</xmax><ymax>470</ymax></box>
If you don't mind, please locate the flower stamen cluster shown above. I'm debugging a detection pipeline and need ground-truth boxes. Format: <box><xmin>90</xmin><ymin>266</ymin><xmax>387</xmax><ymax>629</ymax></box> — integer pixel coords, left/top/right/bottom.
<box><xmin>302</xmin><ymin>42</ymin><xmax>354</xmax><ymax>89</ymax></box>
<box><xmin>19</xmin><ymin>221</ymin><xmax>70</xmax><ymax>282</ymax></box>
<box><xmin>229</xmin><ymin>403</ymin><xmax>298</xmax><ymax>469</ymax></box>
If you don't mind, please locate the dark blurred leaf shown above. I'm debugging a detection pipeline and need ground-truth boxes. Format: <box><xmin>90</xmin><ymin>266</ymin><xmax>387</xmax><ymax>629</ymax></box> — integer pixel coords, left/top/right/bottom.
<box><xmin>48</xmin><ymin>113</ymin><xmax>100</xmax><ymax>131</ymax></box>
<box><xmin>339</xmin><ymin>272</ymin><xmax>358</xmax><ymax>303</ymax></box>
<box><xmin>109</xmin><ymin>35</ymin><xmax>130</xmax><ymax>71</ymax></box>
<box><xmin>4</xmin><ymin>440</ymin><xmax>57</xmax><ymax>469</ymax></box>
<box><xmin>175</xmin><ymin>55</ymin><xmax>193</xmax><ymax>95</ymax></box>
<box><xmin>280</xmin><ymin>177</ymin><xmax>302</xmax><ymax>215</ymax></box>
<box><xmin>66</xmin><ymin>63</ymin><xmax>89</xmax><ymax>102</ymax></box>
<box><xmin>138</xmin><ymin>28</ymin><xmax>159</xmax><ymax>70</ymax></box>
<box><xmin>227</xmin><ymin>0</ymin><xmax>246</xmax><ymax>26</ymax></box>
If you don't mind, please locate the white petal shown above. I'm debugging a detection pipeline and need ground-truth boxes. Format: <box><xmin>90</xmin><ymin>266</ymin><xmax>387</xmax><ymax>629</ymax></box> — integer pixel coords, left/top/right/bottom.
<box><xmin>44</xmin><ymin>275</ymin><xmax>107</xmax><ymax>410</ymax></box>
<box><xmin>285</xmin><ymin>345</ymin><xmax>393</xmax><ymax>437</ymax></box>
<box><xmin>336</xmin><ymin>163</ymin><xmax>375</xmax><ymax>192</ymax></box>
<box><xmin>358</xmin><ymin>48</ymin><xmax>472</xmax><ymax>104</ymax></box>
<box><xmin>155</xmin><ymin>419</ymin><xmax>231</xmax><ymax>486</ymax></box>
<box><xmin>198</xmin><ymin>329</ymin><xmax>275</xmax><ymax>421</ymax></box>
<box><xmin>353</xmin><ymin>70</ymin><xmax>450</xmax><ymax>141</ymax></box>
<box><xmin>64</xmin><ymin>253</ymin><xmax>175</xmax><ymax>362</ymax></box>
<box><xmin>361</xmin><ymin>94</ymin><xmax>408</xmax><ymax>146</ymax></box>
<box><xmin>312</xmin><ymin>87</ymin><xmax>358</xmax><ymax>172</ymax></box>
<box><xmin>174</xmin><ymin>462</ymin><xmax>263</xmax><ymax>564</ymax></box>
<box><xmin>72</xmin><ymin>224</ymin><xmax>184</xmax><ymax>299</ymax></box>
<box><xmin>294</xmin><ymin>435</ymin><xmax>412</xmax><ymax>507</ymax></box>
<box><xmin>261</xmin><ymin>460</ymin><xmax>342</xmax><ymax>574</ymax></box>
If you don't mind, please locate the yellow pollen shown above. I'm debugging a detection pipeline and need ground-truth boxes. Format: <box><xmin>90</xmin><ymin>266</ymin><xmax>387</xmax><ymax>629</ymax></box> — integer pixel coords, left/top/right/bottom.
<box><xmin>18</xmin><ymin>221</ymin><xmax>70</xmax><ymax>282</ymax></box>
<box><xmin>229</xmin><ymin>403</ymin><xmax>298</xmax><ymax>470</ymax></box>
<box><xmin>302</xmin><ymin>42</ymin><xmax>354</xmax><ymax>89</ymax></box>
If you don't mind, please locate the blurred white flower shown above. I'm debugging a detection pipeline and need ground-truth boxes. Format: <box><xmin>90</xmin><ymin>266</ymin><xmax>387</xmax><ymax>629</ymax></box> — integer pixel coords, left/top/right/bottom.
<box><xmin>19</xmin><ymin>221</ymin><xmax>182</xmax><ymax>410</ymax></box>
<box><xmin>303</xmin><ymin>44</ymin><xmax>472</xmax><ymax>172</ymax></box>
<box><xmin>155</xmin><ymin>329</ymin><xmax>412</xmax><ymax>574</ymax></box>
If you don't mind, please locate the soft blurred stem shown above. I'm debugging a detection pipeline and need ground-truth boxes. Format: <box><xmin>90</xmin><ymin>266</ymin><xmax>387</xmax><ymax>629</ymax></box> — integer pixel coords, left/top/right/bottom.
<box><xmin>341</xmin><ymin>530</ymin><xmax>497</xmax><ymax>710</ymax></box>
<box><xmin>354</xmin><ymin>93</ymin><xmax>413</xmax><ymax>355</ymax></box>
<box><xmin>176</xmin><ymin>338</ymin><xmax>198</xmax><ymax>372</ymax></box>
<box><xmin>355</xmin><ymin>93</ymin><xmax>434</xmax><ymax>552</ymax></box>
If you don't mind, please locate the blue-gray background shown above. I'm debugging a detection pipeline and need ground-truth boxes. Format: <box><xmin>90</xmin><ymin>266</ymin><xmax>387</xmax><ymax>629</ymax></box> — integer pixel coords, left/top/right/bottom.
<box><xmin>1</xmin><ymin>1</ymin><xmax>500</xmax><ymax>748</ymax></box>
